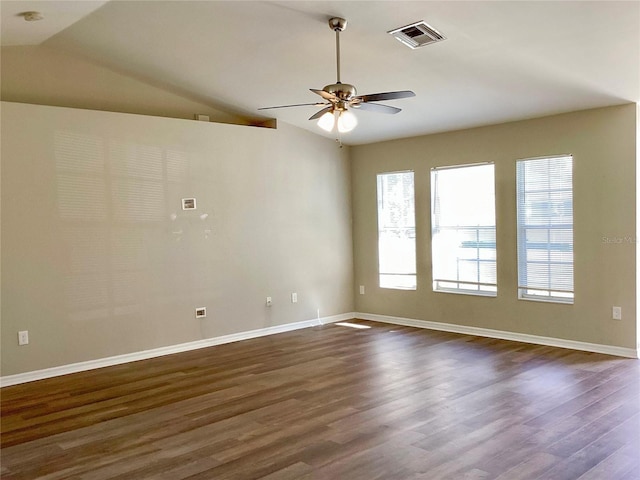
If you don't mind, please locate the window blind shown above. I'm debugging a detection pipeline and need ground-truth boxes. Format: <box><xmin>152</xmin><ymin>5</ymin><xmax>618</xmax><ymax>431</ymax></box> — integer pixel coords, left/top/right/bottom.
<box><xmin>377</xmin><ymin>171</ymin><xmax>416</xmax><ymax>290</ymax></box>
<box><xmin>516</xmin><ymin>155</ymin><xmax>573</xmax><ymax>303</ymax></box>
<box><xmin>431</xmin><ymin>163</ymin><xmax>496</xmax><ymax>296</ymax></box>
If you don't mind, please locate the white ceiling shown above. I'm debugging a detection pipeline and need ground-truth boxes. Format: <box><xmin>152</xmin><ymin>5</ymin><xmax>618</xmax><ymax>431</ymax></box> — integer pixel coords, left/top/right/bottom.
<box><xmin>2</xmin><ymin>1</ymin><xmax>639</xmax><ymax>145</ymax></box>
<box><xmin>0</xmin><ymin>0</ymin><xmax>107</xmax><ymax>46</ymax></box>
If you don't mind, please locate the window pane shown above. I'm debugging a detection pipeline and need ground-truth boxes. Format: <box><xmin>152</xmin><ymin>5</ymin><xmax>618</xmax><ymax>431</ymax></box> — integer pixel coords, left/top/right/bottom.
<box><xmin>516</xmin><ymin>155</ymin><xmax>573</xmax><ymax>303</ymax></box>
<box><xmin>431</xmin><ymin>163</ymin><xmax>496</xmax><ymax>296</ymax></box>
<box><xmin>377</xmin><ymin>171</ymin><xmax>416</xmax><ymax>290</ymax></box>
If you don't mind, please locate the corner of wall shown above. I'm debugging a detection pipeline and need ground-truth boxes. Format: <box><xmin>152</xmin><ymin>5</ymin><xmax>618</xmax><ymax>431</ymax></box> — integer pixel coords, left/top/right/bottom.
<box><xmin>636</xmin><ymin>102</ymin><xmax>640</xmax><ymax>352</ymax></box>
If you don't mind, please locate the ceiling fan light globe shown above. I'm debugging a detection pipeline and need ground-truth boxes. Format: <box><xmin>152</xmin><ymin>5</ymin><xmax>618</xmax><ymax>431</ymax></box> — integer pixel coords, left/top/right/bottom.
<box><xmin>317</xmin><ymin>111</ymin><xmax>336</xmax><ymax>132</ymax></box>
<box><xmin>337</xmin><ymin>110</ymin><xmax>357</xmax><ymax>133</ymax></box>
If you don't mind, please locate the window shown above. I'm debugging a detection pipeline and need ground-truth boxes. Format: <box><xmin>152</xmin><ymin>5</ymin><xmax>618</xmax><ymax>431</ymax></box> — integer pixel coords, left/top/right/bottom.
<box><xmin>516</xmin><ymin>155</ymin><xmax>573</xmax><ymax>303</ymax></box>
<box><xmin>431</xmin><ymin>163</ymin><xmax>497</xmax><ymax>296</ymax></box>
<box><xmin>377</xmin><ymin>171</ymin><xmax>416</xmax><ymax>289</ymax></box>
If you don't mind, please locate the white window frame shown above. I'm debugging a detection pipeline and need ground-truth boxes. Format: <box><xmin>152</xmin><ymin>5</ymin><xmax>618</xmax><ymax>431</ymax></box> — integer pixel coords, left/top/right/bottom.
<box><xmin>516</xmin><ymin>154</ymin><xmax>574</xmax><ymax>304</ymax></box>
<box><xmin>376</xmin><ymin>171</ymin><xmax>417</xmax><ymax>290</ymax></box>
<box><xmin>430</xmin><ymin>162</ymin><xmax>497</xmax><ymax>297</ymax></box>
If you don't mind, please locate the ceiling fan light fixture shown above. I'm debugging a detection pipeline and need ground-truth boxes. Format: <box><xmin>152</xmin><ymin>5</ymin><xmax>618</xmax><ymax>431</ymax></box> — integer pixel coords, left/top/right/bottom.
<box><xmin>337</xmin><ymin>110</ymin><xmax>357</xmax><ymax>133</ymax></box>
<box><xmin>317</xmin><ymin>110</ymin><xmax>336</xmax><ymax>132</ymax></box>
<box><xmin>258</xmin><ymin>15</ymin><xmax>415</xmax><ymax>141</ymax></box>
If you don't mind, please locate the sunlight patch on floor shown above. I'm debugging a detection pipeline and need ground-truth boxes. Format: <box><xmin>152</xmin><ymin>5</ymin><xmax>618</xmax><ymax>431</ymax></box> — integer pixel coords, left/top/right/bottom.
<box><xmin>335</xmin><ymin>322</ymin><xmax>371</xmax><ymax>329</ymax></box>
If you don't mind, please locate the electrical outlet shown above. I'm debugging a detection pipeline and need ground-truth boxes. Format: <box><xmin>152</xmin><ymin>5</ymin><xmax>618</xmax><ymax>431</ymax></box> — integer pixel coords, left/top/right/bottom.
<box><xmin>18</xmin><ymin>330</ymin><xmax>29</xmax><ymax>346</ymax></box>
<box><xmin>612</xmin><ymin>306</ymin><xmax>622</xmax><ymax>320</ymax></box>
<box><xmin>266</xmin><ymin>297</ymin><xmax>272</xmax><ymax>307</ymax></box>
<box><xmin>291</xmin><ymin>292</ymin><xmax>298</xmax><ymax>303</ymax></box>
<box><xmin>195</xmin><ymin>307</ymin><xmax>206</xmax><ymax>318</ymax></box>
<box><xmin>359</xmin><ymin>285</ymin><xmax>365</xmax><ymax>295</ymax></box>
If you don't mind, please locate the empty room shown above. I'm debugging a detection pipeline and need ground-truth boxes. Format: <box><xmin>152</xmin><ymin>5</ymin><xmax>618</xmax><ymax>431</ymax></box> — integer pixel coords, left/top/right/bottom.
<box><xmin>1</xmin><ymin>1</ymin><xmax>639</xmax><ymax>479</ymax></box>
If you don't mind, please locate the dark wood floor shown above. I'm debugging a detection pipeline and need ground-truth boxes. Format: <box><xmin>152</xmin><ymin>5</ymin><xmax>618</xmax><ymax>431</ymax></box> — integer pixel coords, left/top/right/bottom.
<box><xmin>1</xmin><ymin>320</ymin><xmax>639</xmax><ymax>480</ymax></box>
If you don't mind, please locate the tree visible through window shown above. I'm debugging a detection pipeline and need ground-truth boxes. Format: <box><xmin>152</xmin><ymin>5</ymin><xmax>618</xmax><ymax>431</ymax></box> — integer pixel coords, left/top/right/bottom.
<box><xmin>377</xmin><ymin>171</ymin><xmax>416</xmax><ymax>290</ymax></box>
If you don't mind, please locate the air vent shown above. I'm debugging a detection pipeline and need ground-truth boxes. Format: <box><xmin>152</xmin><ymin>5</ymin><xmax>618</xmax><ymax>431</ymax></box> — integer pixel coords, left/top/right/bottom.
<box><xmin>388</xmin><ymin>21</ymin><xmax>445</xmax><ymax>49</ymax></box>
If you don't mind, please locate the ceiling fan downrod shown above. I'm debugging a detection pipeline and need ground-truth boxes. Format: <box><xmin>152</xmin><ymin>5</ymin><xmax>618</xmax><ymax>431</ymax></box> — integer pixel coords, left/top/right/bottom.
<box><xmin>329</xmin><ymin>17</ymin><xmax>347</xmax><ymax>84</ymax></box>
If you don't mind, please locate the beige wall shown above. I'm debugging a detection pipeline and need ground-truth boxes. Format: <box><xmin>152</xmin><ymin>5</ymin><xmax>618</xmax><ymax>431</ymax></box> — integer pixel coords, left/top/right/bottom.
<box><xmin>1</xmin><ymin>46</ymin><xmax>264</xmax><ymax>126</ymax></box>
<box><xmin>1</xmin><ymin>102</ymin><xmax>353</xmax><ymax>376</ymax></box>
<box><xmin>351</xmin><ymin>104</ymin><xmax>637</xmax><ymax>350</ymax></box>
<box><xmin>0</xmin><ymin>51</ymin><xmax>636</xmax><ymax>378</ymax></box>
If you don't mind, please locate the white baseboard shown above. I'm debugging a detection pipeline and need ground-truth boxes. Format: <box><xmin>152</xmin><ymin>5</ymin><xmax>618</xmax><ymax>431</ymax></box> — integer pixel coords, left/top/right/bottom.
<box><xmin>356</xmin><ymin>312</ymin><xmax>639</xmax><ymax>359</ymax></box>
<box><xmin>0</xmin><ymin>312</ymin><xmax>355</xmax><ymax>387</ymax></box>
<box><xmin>3</xmin><ymin>311</ymin><xmax>636</xmax><ymax>387</ymax></box>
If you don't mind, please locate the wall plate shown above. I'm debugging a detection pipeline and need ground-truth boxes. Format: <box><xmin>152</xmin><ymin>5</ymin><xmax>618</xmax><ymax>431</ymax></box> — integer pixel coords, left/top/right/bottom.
<box><xmin>182</xmin><ymin>198</ymin><xmax>197</xmax><ymax>210</ymax></box>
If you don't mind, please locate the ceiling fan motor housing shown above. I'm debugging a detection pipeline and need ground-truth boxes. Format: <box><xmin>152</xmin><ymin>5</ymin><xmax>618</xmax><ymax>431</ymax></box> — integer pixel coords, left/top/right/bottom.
<box><xmin>323</xmin><ymin>82</ymin><xmax>357</xmax><ymax>100</ymax></box>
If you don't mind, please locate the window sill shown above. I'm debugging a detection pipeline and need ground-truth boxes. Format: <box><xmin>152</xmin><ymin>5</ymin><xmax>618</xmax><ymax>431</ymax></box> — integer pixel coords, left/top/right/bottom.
<box><xmin>433</xmin><ymin>288</ymin><xmax>496</xmax><ymax>298</ymax></box>
<box><xmin>518</xmin><ymin>295</ymin><xmax>573</xmax><ymax>305</ymax></box>
<box><xmin>380</xmin><ymin>286</ymin><xmax>417</xmax><ymax>291</ymax></box>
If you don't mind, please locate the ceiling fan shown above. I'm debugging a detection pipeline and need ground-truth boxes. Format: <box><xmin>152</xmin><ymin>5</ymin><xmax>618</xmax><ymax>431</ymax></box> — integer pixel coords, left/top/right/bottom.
<box><xmin>258</xmin><ymin>17</ymin><xmax>415</xmax><ymax>134</ymax></box>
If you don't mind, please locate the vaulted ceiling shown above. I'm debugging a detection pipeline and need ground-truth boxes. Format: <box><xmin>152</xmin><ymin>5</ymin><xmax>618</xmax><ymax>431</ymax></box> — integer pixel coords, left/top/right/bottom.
<box><xmin>2</xmin><ymin>1</ymin><xmax>638</xmax><ymax>145</ymax></box>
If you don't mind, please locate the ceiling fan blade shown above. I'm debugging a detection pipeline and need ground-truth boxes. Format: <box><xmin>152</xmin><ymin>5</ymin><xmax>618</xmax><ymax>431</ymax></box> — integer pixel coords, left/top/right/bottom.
<box><xmin>354</xmin><ymin>90</ymin><xmax>416</xmax><ymax>103</ymax></box>
<box><xmin>309</xmin><ymin>106</ymin><xmax>333</xmax><ymax>121</ymax></box>
<box><xmin>258</xmin><ymin>102</ymin><xmax>327</xmax><ymax>110</ymax></box>
<box><xmin>352</xmin><ymin>102</ymin><xmax>401</xmax><ymax>114</ymax></box>
<box><xmin>310</xmin><ymin>88</ymin><xmax>338</xmax><ymax>101</ymax></box>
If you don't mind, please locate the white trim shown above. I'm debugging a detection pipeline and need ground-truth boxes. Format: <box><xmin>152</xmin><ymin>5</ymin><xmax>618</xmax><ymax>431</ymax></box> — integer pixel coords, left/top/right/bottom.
<box><xmin>515</xmin><ymin>153</ymin><xmax>573</xmax><ymax>163</ymax></box>
<box><xmin>0</xmin><ymin>312</ymin><xmax>354</xmax><ymax>387</ymax></box>
<box><xmin>431</xmin><ymin>161</ymin><xmax>493</xmax><ymax>172</ymax></box>
<box><xmin>4</xmin><ymin>310</ymin><xmax>636</xmax><ymax>387</ymax></box>
<box><xmin>356</xmin><ymin>312</ymin><xmax>640</xmax><ymax>359</ymax></box>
